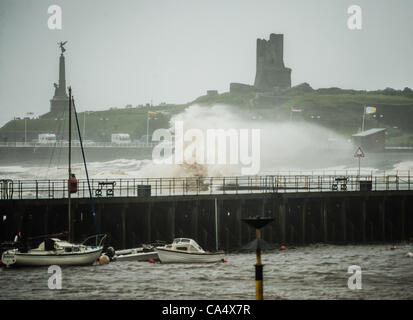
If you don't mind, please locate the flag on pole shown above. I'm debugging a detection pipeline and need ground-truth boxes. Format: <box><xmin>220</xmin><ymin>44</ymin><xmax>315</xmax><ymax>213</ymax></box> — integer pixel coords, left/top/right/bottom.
<box><xmin>365</xmin><ymin>106</ymin><xmax>376</xmax><ymax>114</ymax></box>
<box><xmin>148</xmin><ymin>110</ymin><xmax>157</xmax><ymax>115</ymax></box>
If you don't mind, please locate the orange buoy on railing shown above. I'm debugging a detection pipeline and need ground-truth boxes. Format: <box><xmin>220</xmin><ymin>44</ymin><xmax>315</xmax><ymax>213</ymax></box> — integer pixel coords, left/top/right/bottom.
<box><xmin>68</xmin><ymin>174</ymin><xmax>78</xmax><ymax>194</ymax></box>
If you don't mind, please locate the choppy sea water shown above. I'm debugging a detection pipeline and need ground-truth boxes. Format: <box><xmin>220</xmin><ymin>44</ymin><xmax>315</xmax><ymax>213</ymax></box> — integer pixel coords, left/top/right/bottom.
<box><xmin>1</xmin><ymin>154</ymin><xmax>413</xmax><ymax>181</ymax></box>
<box><xmin>1</xmin><ymin>244</ymin><xmax>412</xmax><ymax>300</ymax></box>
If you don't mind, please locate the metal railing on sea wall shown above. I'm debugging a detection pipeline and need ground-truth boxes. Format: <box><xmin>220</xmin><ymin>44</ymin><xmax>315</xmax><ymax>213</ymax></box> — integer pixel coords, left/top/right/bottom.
<box><xmin>1</xmin><ymin>172</ymin><xmax>412</xmax><ymax>200</ymax></box>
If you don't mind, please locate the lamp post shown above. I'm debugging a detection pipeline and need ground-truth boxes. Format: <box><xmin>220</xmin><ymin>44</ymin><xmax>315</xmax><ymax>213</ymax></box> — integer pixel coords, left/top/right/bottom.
<box><xmin>82</xmin><ymin>111</ymin><xmax>94</xmax><ymax>141</ymax></box>
<box><xmin>54</xmin><ymin>118</ymin><xmax>64</xmax><ymax>143</ymax></box>
<box><xmin>83</xmin><ymin>112</ymin><xmax>89</xmax><ymax>140</ymax></box>
<box><xmin>100</xmin><ymin>118</ymin><xmax>109</xmax><ymax>143</ymax></box>
<box><xmin>146</xmin><ymin>110</ymin><xmax>157</xmax><ymax>145</ymax></box>
<box><xmin>146</xmin><ymin>112</ymin><xmax>149</xmax><ymax>145</ymax></box>
<box><xmin>24</xmin><ymin>112</ymin><xmax>34</xmax><ymax>144</ymax></box>
<box><xmin>242</xmin><ymin>216</ymin><xmax>274</xmax><ymax>300</ymax></box>
<box><xmin>24</xmin><ymin>118</ymin><xmax>27</xmax><ymax>145</ymax></box>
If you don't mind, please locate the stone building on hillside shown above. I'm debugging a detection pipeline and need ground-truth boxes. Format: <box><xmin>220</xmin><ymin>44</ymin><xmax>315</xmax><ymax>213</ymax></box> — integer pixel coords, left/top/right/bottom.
<box><xmin>254</xmin><ymin>33</ymin><xmax>292</xmax><ymax>90</ymax></box>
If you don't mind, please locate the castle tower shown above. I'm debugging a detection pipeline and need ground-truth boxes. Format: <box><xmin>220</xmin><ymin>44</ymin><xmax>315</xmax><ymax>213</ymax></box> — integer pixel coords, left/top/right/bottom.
<box><xmin>254</xmin><ymin>33</ymin><xmax>291</xmax><ymax>90</ymax></box>
<box><xmin>50</xmin><ymin>43</ymin><xmax>69</xmax><ymax>113</ymax></box>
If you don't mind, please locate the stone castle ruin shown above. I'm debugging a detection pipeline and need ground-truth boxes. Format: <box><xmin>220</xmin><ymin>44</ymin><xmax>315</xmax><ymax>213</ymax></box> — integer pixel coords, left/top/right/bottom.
<box><xmin>230</xmin><ymin>33</ymin><xmax>291</xmax><ymax>92</ymax></box>
<box><xmin>254</xmin><ymin>33</ymin><xmax>291</xmax><ymax>90</ymax></box>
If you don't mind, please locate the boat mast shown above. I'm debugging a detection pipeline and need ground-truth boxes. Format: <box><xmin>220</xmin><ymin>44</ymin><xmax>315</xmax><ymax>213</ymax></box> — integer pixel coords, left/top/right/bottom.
<box><xmin>72</xmin><ymin>98</ymin><xmax>98</xmax><ymax>236</ymax></box>
<box><xmin>68</xmin><ymin>86</ymin><xmax>72</xmax><ymax>242</ymax></box>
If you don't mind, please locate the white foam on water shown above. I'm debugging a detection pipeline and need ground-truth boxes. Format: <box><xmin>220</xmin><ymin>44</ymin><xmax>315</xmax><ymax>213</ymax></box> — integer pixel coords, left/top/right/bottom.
<box><xmin>392</xmin><ymin>160</ymin><xmax>413</xmax><ymax>172</ymax></box>
<box><xmin>0</xmin><ymin>159</ymin><xmax>148</xmax><ymax>180</ymax></box>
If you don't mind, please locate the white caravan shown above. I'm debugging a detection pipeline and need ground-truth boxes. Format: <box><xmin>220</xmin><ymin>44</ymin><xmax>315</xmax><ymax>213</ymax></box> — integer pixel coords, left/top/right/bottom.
<box><xmin>111</xmin><ymin>133</ymin><xmax>131</xmax><ymax>145</ymax></box>
<box><xmin>38</xmin><ymin>133</ymin><xmax>57</xmax><ymax>144</ymax></box>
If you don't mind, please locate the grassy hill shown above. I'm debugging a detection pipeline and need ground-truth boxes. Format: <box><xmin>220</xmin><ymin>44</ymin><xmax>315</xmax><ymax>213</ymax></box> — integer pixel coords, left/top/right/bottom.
<box><xmin>193</xmin><ymin>84</ymin><xmax>413</xmax><ymax>144</ymax></box>
<box><xmin>1</xmin><ymin>84</ymin><xmax>413</xmax><ymax>145</ymax></box>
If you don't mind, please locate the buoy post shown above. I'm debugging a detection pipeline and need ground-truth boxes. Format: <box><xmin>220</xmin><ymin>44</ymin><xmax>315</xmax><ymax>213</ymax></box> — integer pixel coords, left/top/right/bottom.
<box><xmin>255</xmin><ymin>228</ymin><xmax>263</xmax><ymax>300</ymax></box>
<box><xmin>242</xmin><ymin>216</ymin><xmax>274</xmax><ymax>300</ymax></box>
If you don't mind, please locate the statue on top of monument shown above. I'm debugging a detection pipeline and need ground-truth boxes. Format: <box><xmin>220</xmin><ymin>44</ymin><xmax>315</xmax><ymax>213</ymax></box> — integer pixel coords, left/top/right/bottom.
<box><xmin>58</xmin><ymin>41</ymin><xmax>67</xmax><ymax>54</ymax></box>
<box><xmin>50</xmin><ymin>41</ymin><xmax>68</xmax><ymax>112</ymax></box>
<box><xmin>53</xmin><ymin>83</ymin><xmax>58</xmax><ymax>96</ymax></box>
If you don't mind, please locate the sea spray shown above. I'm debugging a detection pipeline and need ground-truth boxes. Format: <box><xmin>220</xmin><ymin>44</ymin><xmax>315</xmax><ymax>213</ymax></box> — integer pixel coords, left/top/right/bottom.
<box><xmin>1</xmin><ymin>104</ymin><xmax>412</xmax><ymax>180</ymax></box>
<box><xmin>138</xmin><ymin>103</ymin><xmax>354</xmax><ymax>177</ymax></box>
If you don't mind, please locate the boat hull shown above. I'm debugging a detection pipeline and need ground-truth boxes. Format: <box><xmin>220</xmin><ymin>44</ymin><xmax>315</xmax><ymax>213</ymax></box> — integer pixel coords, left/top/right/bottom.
<box><xmin>1</xmin><ymin>248</ymin><xmax>103</xmax><ymax>267</ymax></box>
<box><xmin>156</xmin><ymin>248</ymin><xmax>224</xmax><ymax>264</ymax></box>
<box><xmin>115</xmin><ymin>251</ymin><xmax>159</xmax><ymax>262</ymax></box>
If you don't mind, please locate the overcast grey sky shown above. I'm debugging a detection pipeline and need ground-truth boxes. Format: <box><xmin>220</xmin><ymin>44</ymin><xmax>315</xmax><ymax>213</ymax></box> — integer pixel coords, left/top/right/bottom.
<box><xmin>0</xmin><ymin>0</ymin><xmax>412</xmax><ymax>126</ymax></box>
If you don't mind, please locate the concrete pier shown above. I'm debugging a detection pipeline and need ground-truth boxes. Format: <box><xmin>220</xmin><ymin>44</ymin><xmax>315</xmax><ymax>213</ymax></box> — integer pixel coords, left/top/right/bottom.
<box><xmin>1</xmin><ymin>191</ymin><xmax>413</xmax><ymax>250</ymax></box>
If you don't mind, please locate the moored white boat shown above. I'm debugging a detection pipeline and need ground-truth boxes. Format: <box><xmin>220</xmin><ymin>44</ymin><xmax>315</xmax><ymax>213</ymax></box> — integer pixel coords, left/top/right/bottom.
<box><xmin>1</xmin><ymin>236</ymin><xmax>105</xmax><ymax>267</ymax></box>
<box><xmin>114</xmin><ymin>246</ymin><xmax>158</xmax><ymax>262</ymax></box>
<box><xmin>115</xmin><ymin>251</ymin><xmax>159</xmax><ymax>262</ymax></box>
<box><xmin>1</xmin><ymin>83</ymin><xmax>107</xmax><ymax>268</ymax></box>
<box><xmin>155</xmin><ymin>238</ymin><xmax>225</xmax><ymax>263</ymax></box>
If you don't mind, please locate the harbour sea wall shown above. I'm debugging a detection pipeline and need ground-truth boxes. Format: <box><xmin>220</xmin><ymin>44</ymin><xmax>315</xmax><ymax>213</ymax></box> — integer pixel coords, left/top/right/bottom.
<box><xmin>1</xmin><ymin>190</ymin><xmax>412</xmax><ymax>250</ymax></box>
